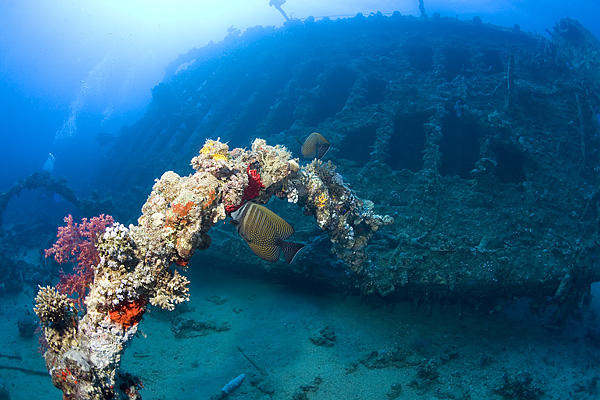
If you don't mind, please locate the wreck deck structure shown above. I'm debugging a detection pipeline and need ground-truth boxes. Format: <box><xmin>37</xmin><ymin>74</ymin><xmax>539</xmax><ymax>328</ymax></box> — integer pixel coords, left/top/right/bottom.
<box><xmin>99</xmin><ymin>13</ymin><xmax>600</xmax><ymax>317</ymax></box>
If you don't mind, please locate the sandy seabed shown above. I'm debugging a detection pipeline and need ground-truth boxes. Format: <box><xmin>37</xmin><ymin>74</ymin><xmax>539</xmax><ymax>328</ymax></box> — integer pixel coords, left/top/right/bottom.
<box><xmin>2</xmin><ymin>266</ymin><xmax>599</xmax><ymax>400</ymax></box>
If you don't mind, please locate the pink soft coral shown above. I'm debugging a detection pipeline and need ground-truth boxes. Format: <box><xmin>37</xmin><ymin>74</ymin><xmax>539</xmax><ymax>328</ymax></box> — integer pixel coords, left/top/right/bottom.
<box><xmin>45</xmin><ymin>214</ymin><xmax>114</xmax><ymax>309</ymax></box>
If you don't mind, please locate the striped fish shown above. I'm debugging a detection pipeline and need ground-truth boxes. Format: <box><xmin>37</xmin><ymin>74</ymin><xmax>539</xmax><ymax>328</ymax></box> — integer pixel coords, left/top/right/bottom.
<box><xmin>230</xmin><ymin>202</ymin><xmax>305</xmax><ymax>264</ymax></box>
<box><xmin>301</xmin><ymin>132</ymin><xmax>330</xmax><ymax>159</ymax></box>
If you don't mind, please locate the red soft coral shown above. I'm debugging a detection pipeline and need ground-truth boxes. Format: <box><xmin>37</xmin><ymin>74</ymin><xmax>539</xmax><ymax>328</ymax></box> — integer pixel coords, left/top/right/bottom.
<box><xmin>244</xmin><ymin>165</ymin><xmax>265</xmax><ymax>200</ymax></box>
<box><xmin>45</xmin><ymin>214</ymin><xmax>114</xmax><ymax>309</ymax></box>
<box><xmin>225</xmin><ymin>165</ymin><xmax>265</xmax><ymax>214</ymax></box>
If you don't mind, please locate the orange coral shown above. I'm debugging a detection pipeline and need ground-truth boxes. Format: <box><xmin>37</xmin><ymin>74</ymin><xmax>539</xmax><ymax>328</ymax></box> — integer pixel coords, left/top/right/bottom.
<box><xmin>203</xmin><ymin>189</ymin><xmax>217</xmax><ymax>210</ymax></box>
<box><xmin>166</xmin><ymin>201</ymin><xmax>195</xmax><ymax>229</ymax></box>
<box><xmin>109</xmin><ymin>299</ymin><xmax>147</xmax><ymax>329</ymax></box>
<box><xmin>316</xmin><ymin>192</ymin><xmax>328</xmax><ymax>207</ymax></box>
<box><xmin>172</xmin><ymin>201</ymin><xmax>194</xmax><ymax>218</ymax></box>
<box><xmin>174</xmin><ymin>257</ymin><xmax>189</xmax><ymax>267</ymax></box>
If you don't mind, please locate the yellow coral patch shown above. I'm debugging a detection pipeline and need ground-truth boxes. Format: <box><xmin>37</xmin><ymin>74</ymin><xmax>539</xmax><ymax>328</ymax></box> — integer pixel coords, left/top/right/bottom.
<box><xmin>212</xmin><ymin>153</ymin><xmax>228</xmax><ymax>162</ymax></box>
<box><xmin>316</xmin><ymin>192</ymin><xmax>328</xmax><ymax>207</ymax></box>
<box><xmin>200</xmin><ymin>140</ymin><xmax>220</xmax><ymax>155</ymax></box>
<box><xmin>200</xmin><ymin>144</ymin><xmax>213</xmax><ymax>155</ymax></box>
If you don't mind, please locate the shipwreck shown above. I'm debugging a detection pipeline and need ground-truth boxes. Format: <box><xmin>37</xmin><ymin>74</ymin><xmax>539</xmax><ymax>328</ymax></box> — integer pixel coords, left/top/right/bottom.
<box><xmin>33</xmin><ymin>12</ymin><xmax>600</xmax><ymax>399</ymax></box>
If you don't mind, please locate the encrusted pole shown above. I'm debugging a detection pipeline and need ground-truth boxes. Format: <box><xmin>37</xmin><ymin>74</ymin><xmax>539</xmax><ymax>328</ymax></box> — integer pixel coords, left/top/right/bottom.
<box><xmin>35</xmin><ymin>138</ymin><xmax>392</xmax><ymax>399</ymax></box>
<box><xmin>269</xmin><ymin>0</ymin><xmax>290</xmax><ymax>22</ymax></box>
<box><xmin>505</xmin><ymin>53</ymin><xmax>515</xmax><ymax>110</ymax></box>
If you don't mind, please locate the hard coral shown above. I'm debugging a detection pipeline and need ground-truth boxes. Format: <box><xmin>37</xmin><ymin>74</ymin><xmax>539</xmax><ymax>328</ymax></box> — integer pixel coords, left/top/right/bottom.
<box><xmin>34</xmin><ymin>286</ymin><xmax>76</xmax><ymax>329</ymax></box>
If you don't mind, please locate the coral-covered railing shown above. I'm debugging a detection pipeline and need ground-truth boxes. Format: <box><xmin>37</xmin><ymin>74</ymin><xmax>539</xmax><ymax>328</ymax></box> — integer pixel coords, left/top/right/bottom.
<box><xmin>35</xmin><ymin>138</ymin><xmax>391</xmax><ymax>399</ymax></box>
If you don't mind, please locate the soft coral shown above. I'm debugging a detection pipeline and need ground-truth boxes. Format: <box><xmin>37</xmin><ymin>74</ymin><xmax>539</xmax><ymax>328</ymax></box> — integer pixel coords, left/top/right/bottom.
<box><xmin>45</xmin><ymin>214</ymin><xmax>114</xmax><ymax>309</ymax></box>
<box><xmin>225</xmin><ymin>165</ymin><xmax>265</xmax><ymax>213</ymax></box>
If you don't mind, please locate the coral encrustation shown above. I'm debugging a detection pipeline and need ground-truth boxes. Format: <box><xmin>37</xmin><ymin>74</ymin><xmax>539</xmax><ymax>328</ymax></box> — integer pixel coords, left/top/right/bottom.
<box><xmin>34</xmin><ymin>138</ymin><xmax>391</xmax><ymax>399</ymax></box>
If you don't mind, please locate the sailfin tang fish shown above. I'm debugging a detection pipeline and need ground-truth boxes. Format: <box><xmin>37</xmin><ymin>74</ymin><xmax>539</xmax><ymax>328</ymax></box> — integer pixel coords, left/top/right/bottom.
<box><xmin>301</xmin><ymin>132</ymin><xmax>330</xmax><ymax>159</ymax></box>
<box><xmin>231</xmin><ymin>202</ymin><xmax>305</xmax><ymax>264</ymax></box>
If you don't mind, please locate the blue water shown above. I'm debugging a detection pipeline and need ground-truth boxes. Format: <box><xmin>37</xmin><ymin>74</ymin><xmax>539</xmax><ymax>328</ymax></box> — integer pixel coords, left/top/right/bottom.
<box><xmin>1</xmin><ymin>1</ymin><xmax>599</xmax><ymax>190</ymax></box>
<box><xmin>1</xmin><ymin>1</ymin><xmax>600</xmax><ymax>399</ymax></box>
